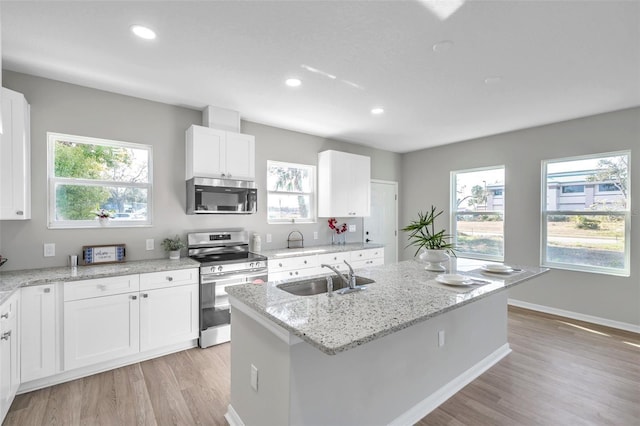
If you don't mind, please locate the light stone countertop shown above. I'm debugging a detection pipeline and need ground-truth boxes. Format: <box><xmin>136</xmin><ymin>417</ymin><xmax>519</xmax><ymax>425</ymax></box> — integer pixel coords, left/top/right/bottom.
<box><xmin>0</xmin><ymin>257</ymin><xmax>200</xmax><ymax>304</ymax></box>
<box><xmin>257</xmin><ymin>242</ymin><xmax>384</xmax><ymax>259</ymax></box>
<box><xmin>226</xmin><ymin>260</ymin><xmax>548</xmax><ymax>355</ymax></box>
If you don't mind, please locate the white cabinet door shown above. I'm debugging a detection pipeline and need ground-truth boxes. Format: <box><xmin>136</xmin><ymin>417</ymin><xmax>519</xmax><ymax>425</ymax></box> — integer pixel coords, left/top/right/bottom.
<box><xmin>318</xmin><ymin>150</ymin><xmax>370</xmax><ymax>217</ymax></box>
<box><xmin>225</xmin><ymin>132</ymin><xmax>255</xmax><ymax>180</ymax></box>
<box><xmin>0</xmin><ymin>293</ymin><xmax>19</xmax><ymax>421</ymax></box>
<box><xmin>186</xmin><ymin>125</ymin><xmax>225</xmax><ymax>179</ymax></box>
<box><xmin>186</xmin><ymin>125</ymin><xmax>255</xmax><ymax>180</ymax></box>
<box><xmin>0</xmin><ymin>88</ymin><xmax>30</xmax><ymax>220</ymax></box>
<box><xmin>64</xmin><ymin>292</ymin><xmax>140</xmax><ymax>370</ymax></box>
<box><xmin>20</xmin><ymin>285</ymin><xmax>57</xmax><ymax>382</ymax></box>
<box><xmin>139</xmin><ymin>284</ymin><xmax>199</xmax><ymax>352</ymax></box>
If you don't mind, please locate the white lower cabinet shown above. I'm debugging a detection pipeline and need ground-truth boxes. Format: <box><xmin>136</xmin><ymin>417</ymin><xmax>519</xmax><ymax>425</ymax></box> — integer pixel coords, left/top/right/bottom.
<box><xmin>350</xmin><ymin>248</ymin><xmax>385</xmax><ymax>269</ymax></box>
<box><xmin>268</xmin><ymin>255</ymin><xmax>320</xmax><ymax>281</ymax></box>
<box><xmin>64</xmin><ymin>291</ymin><xmax>140</xmax><ymax>371</ymax></box>
<box><xmin>0</xmin><ymin>292</ymin><xmax>20</xmax><ymax>421</ymax></box>
<box><xmin>62</xmin><ymin>268</ymin><xmax>198</xmax><ymax>373</ymax></box>
<box><xmin>139</xmin><ymin>284</ymin><xmax>198</xmax><ymax>352</ymax></box>
<box><xmin>20</xmin><ymin>284</ymin><xmax>58</xmax><ymax>382</ymax></box>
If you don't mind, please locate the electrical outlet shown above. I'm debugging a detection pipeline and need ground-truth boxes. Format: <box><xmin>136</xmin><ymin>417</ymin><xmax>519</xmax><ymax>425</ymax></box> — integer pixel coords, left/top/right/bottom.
<box><xmin>438</xmin><ymin>330</ymin><xmax>445</xmax><ymax>347</ymax></box>
<box><xmin>146</xmin><ymin>239</ymin><xmax>154</xmax><ymax>250</ymax></box>
<box><xmin>44</xmin><ymin>243</ymin><xmax>56</xmax><ymax>257</ymax></box>
<box><xmin>266</xmin><ymin>233</ymin><xmax>272</xmax><ymax>243</ymax></box>
<box><xmin>348</xmin><ymin>224</ymin><xmax>356</xmax><ymax>232</ymax></box>
<box><xmin>250</xmin><ymin>364</ymin><xmax>259</xmax><ymax>391</ymax></box>
<box><xmin>313</xmin><ymin>231</ymin><xmax>318</xmax><ymax>239</ymax></box>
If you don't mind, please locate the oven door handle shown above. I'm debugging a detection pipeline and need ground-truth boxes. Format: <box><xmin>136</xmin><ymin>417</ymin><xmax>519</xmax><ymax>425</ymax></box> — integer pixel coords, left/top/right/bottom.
<box><xmin>201</xmin><ymin>270</ymin><xmax>267</xmax><ymax>285</ymax></box>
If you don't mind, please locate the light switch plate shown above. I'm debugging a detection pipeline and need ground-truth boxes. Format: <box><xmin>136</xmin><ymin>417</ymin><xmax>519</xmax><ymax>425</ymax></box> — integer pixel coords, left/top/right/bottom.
<box><xmin>266</xmin><ymin>234</ymin><xmax>272</xmax><ymax>243</ymax></box>
<box><xmin>146</xmin><ymin>239</ymin><xmax>154</xmax><ymax>250</ymax></box>
<box><xmin>348</xmin><ymin>225</ymin><xmax>356</xmax><ymax>232</ymax></box>
<box><xmin>313</xmin><ymin>231</ymin><xmax>318</xmax><ymax>239</ymax></box>
<box><xmin>44</xmin><ymin>243</ymin><xmax>55</xmax><ymax>257</ymax></box>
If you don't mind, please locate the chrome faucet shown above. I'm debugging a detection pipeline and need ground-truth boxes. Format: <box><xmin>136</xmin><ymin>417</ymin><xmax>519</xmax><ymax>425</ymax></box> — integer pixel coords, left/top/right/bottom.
<box><xmin>321</xmin><ymin>260</ymin><xmax>358</xmax><ymax>291</ymax></box>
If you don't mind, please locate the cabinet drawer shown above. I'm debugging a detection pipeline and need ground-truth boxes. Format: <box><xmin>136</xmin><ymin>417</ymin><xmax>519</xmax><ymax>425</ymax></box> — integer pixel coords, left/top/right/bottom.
<box><xmin>318</xmin><ymin>251</ymin><xmax>351</xmax><ymax>266</ymax></box>
<box><xmin>64</xmin><ymin>274</ymin><xmax>140</xmax><ymax>301</ymax></box>
<box><xmin>351</xmin><ymin>248</ymin><xmax>384</xmax><ymax>261</ymax></box>
<box><xmin>140</xmin><ymin>268</ymin><xmax>199</xmax><ymax>290</ymax></box>
<box><xmin>268</xmin><ymin>255</ymin><xmax>318</xmax><ymax>272</ymax></box>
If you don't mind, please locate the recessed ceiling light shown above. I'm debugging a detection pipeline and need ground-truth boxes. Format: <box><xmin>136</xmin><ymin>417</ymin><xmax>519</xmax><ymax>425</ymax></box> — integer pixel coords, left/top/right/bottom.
<box><xmin>285</xmin><ymin>78</ymin><xmax>302</xmax><ymax>87</ymax></box>
<box><xmin>432</xmin><ymin>40</ymin><xmax>454</xmax><ymax>53</ymax></box>
<box><xmin>371</xmin><ymin>107</ymin><xmax>385</xmax><ymax>115</ymax></box>
<box><xmin>131</xmin><ymin>25</ymin><xmax>156</xmax><ymax>40</ymax></box>
<box><xmin>484</xmin><ymin>76</ymin><xmax>502</xmax><ymax>85</ymax></box>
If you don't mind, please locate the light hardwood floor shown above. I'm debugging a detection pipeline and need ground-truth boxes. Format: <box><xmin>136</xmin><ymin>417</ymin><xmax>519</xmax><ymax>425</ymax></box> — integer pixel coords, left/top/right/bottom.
<box><xmin>5</xmin><ymin>307</ymin><xmax>639</xmax><ymax>425</ymax></box>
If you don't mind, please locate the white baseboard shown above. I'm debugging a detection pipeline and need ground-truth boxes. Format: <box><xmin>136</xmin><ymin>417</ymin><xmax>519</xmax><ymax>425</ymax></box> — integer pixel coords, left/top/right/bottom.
<box><xmin>18</xmin><ymin>339</ymin><xmax>198</xmax><ymax>394</ymax></box>
<box><xmin>508</xmin><ymin>299</ymin><xmax>640</xmax><ymax>334</ymax></box>
<box><xmin>225</xmin><ymin>404</ymin><xmax>245</xmax><ymax>426</ymax></box>
<box><xmin>388</xmin><ymin>343</ymin><xmax>512</xmax><ymax>426</ymax></box>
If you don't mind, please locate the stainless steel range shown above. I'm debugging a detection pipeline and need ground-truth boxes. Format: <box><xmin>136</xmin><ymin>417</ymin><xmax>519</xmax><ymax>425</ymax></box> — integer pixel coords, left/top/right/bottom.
<box><xmin>188</xmin><ymin>230</ymin><xmax>267</xmax><ymax>348</ymax></box>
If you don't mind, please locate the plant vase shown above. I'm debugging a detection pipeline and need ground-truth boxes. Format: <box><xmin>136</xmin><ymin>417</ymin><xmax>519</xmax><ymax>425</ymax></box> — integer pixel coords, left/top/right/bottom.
<box><xmin>420</xmin><ymin>249</ymin><xmax>450</xmax><ymax>272</ymax></box>
<box><xmin>169</xmin><ymin>250</ymin><xmax>181</xmax><ymax>260</ymax></box>
<box><xmin>98</xmin><ymin>217</ymin><xmax>109</xmax><ymax>226</ymax></box>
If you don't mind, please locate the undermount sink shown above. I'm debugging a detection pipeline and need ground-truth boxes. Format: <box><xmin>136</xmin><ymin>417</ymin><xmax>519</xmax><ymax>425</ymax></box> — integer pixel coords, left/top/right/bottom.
<box><xmin>277</xmin><ymin>275</ymin><xmax>374</xmax><ymax>296</ymax></box>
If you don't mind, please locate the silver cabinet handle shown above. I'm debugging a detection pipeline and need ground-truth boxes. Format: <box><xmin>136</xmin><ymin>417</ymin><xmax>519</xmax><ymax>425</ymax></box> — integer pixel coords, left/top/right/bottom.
<box><xmin>166</xmin><ymin>276</ymin><xmax>173</xmax><ymax>281</ymax></box>
<box><xmin>1</xmin><ymin>331</ymin><xmax>11</xmax><ymax>340</ymax></box>
<box><xmin>303</xmin><ymin>260</ymin><xmax>307</xmax><ymax>264</ymax></box>
<box><xmin>44</xmin><ymin>287</ymin><xmax>51</xmax><ymax>293</ymax></box>
<box><xmin>0</xmin><ymin>313</ymin><xmax>8</xmax><ymax>319</ymax></box>
<box><xmin>142</xmin><ymin>293</ymin><xmax>148</xmax><ymax>298</ymax></box>
<box><xmin>131</xmin><ymin>295</ymin><xmax>137</xmax><ymax>300</ymax></box>
<box><xmin>279</xmin><ymin>263</ymin><xmax>283</xmax><ymax>267</ymax></box>
<box><xmin>16</xmin><ymin>210</ymin><xmax>24</xmax><ymax>216</ymax></box>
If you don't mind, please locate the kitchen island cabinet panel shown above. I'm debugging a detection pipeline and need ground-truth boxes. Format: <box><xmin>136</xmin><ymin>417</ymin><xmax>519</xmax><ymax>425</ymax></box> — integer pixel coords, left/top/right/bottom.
<box><xmin>64</xmin><ymin>292</ymin><xmax>140</xmax><ymax>370</ymax></box>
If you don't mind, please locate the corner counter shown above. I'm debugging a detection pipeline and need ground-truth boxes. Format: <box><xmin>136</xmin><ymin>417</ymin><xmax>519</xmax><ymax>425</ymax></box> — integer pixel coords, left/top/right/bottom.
<box><xmin>0</xmin><ymin>258</ymin><xmax>200</xmax><ymax>303</ymax></box>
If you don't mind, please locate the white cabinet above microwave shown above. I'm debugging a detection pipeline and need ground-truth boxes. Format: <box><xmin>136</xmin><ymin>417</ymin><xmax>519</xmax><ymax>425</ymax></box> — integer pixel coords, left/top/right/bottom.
<box><xmin>185</xmin><ymin>125</ymin><xmax>255</xmax><ymax>181</ymax></box>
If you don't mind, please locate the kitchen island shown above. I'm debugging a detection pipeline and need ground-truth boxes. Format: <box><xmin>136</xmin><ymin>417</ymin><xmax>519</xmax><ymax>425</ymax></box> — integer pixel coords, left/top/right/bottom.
<box><xmin>225</xmin><ymin>260</ymin><xmax>547</xmax><ymax>426</ymax></box>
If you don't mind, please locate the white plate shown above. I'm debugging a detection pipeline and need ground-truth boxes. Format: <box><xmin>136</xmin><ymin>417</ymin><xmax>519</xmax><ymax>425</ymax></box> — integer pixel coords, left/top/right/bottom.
<box><xmin>482</xmin><ymin>264</ymin><xmax>514</xmax><ymax>274</ymax></box>
<box><xmin>436</xmin><ymin>274</ymin><xmax>474</xmax><ymax>286</ymax></box>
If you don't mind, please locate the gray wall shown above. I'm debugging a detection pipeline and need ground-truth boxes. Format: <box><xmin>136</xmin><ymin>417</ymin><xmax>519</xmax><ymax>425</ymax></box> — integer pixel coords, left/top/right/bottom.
<box><xmin>400</xmin><ymin>108</ymin><xmax>640</xmax><ymax>326</ymax></box>
<box><xmin>0</xmin><ymin>71</ymin><xmax>401</xmax><ymax>270</ymax></box>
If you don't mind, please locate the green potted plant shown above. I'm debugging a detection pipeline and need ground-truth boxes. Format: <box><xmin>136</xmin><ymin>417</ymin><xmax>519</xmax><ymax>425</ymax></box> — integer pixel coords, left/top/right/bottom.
<box><xmin>162</xmin><ymin>235</ymin><xmax>186</xmax><ymax>260</ymax></box>
<box><xmin>402</xmin><ymin>205</ymin><xmax>455</xmax><ymax>271</ymax></box>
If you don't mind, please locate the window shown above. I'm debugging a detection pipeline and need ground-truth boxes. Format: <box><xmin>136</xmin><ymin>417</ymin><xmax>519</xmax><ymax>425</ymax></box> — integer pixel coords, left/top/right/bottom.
<box><xmin>561</xmin><ymin>184</ymin><xmax>585</xmax><ymax>194</ymax></box>
<box><xmin>48</xmin><ymin>132</ymin><xmax>152</xmax><ymax>228</ymax></box>
<box><xmin>451</xmin><ymin>166</ymin><xmax>505</xmax><ymax>261</ymax></box>
<box><xmin>542</xmin><ymin>151</ymin><xmax>630</xmax><ymax>276</ymax></box>
<box><xmin>598</xmin><ymin>183</ymin><xmax>619</xmax><ymax>192</ymax></box>
<box><xmin>267</xmin><ymin>161</ymin><xmax>315</xmax><ymax>223</ymax></box>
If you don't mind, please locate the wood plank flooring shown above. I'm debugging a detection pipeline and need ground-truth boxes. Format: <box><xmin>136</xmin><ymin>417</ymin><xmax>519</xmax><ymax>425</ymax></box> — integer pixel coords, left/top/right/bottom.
<box><xmin>5</xmin><ymin>307</ymin><xmax>639</xmax><ymax>426</ymax></box>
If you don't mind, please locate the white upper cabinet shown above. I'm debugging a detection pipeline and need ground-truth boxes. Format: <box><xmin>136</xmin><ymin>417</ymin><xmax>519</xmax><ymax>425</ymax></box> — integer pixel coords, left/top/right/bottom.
<box><xmin>318</xmin><ymin>150</ymin><xmax>371</xmax><ymax>217</ymax></box>
<box><xmin>186</xmin><ymin>124</ymin><xmax>255</xmax><ymax>181</ymax></box>
<box><xmin>0</xmin><ymin>87</ymin><xmax>31</xmax><ymax>220</ymax></box>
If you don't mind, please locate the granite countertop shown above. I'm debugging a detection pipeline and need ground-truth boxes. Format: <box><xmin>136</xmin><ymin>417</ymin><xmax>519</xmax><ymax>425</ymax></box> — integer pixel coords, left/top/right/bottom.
<box><xmin>257</xmin><ymin>243</ymin><xmax>384</xmax><ymax>259</ymax></box>
<box><xmin>226</xmin><ymin>260</ymin><xmax>548</xmax><ymax>355</ymax></box>
<box><xmin>0</xmin><ymin>257</ymin><xmax>200</xmax><ymax>304</ymax></box>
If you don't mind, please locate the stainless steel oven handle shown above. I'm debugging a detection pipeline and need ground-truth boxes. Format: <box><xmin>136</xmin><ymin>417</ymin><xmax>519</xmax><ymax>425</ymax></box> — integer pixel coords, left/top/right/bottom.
<box><xmin>201</xmin><ymin>270</ymin><xmax>267</xmax><ymax>285</ymax></box>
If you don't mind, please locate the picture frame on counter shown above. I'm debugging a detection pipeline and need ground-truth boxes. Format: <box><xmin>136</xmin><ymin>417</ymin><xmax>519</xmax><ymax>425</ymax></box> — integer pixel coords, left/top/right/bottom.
<box><xmin>81</xmin><ymin>244</ymin><xmax>126</xmax><ymax>265</ymax></box>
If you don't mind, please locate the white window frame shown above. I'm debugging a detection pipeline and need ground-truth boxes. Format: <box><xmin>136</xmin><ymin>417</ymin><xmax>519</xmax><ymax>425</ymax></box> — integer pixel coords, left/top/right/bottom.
<box><xmin>541</xmin><ymin>151</ymin><xmax>630</xmax><ymax>276</ymax></box>
<box><xmin>47</xmin><ymin>132</ymin><xmax>153</xmax><ymax>229</ymax></box>
<box><xmin>450</xmin><ymin>165</ymin><xmax>505</xmax><ymax>262</ymax></box>
<box><xmin>267</xmin><ymin>160</ymin><xmax>316</xmax><ymax>224</ymax></box>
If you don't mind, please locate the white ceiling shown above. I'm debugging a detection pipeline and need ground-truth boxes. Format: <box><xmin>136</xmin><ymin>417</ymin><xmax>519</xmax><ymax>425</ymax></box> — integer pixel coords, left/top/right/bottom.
<box><xmin>2</xmin><ymin>0</ymin><xmax>639</xmax><ymax>153</ymax></box>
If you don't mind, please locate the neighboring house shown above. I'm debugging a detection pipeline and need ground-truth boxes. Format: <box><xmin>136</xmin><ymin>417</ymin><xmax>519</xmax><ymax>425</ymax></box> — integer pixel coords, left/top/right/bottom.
<box><xmin>485</xmin><ymin>170</ymin><xmax>625</xmax><ymax>211</ymax></box>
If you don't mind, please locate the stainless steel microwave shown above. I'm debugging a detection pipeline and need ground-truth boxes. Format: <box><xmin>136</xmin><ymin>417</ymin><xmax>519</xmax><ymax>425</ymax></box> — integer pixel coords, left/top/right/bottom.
<box><xmin>186</xmin><ymin>177</ymin><xmax>257</xmax><ymax>214</ymax></box>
